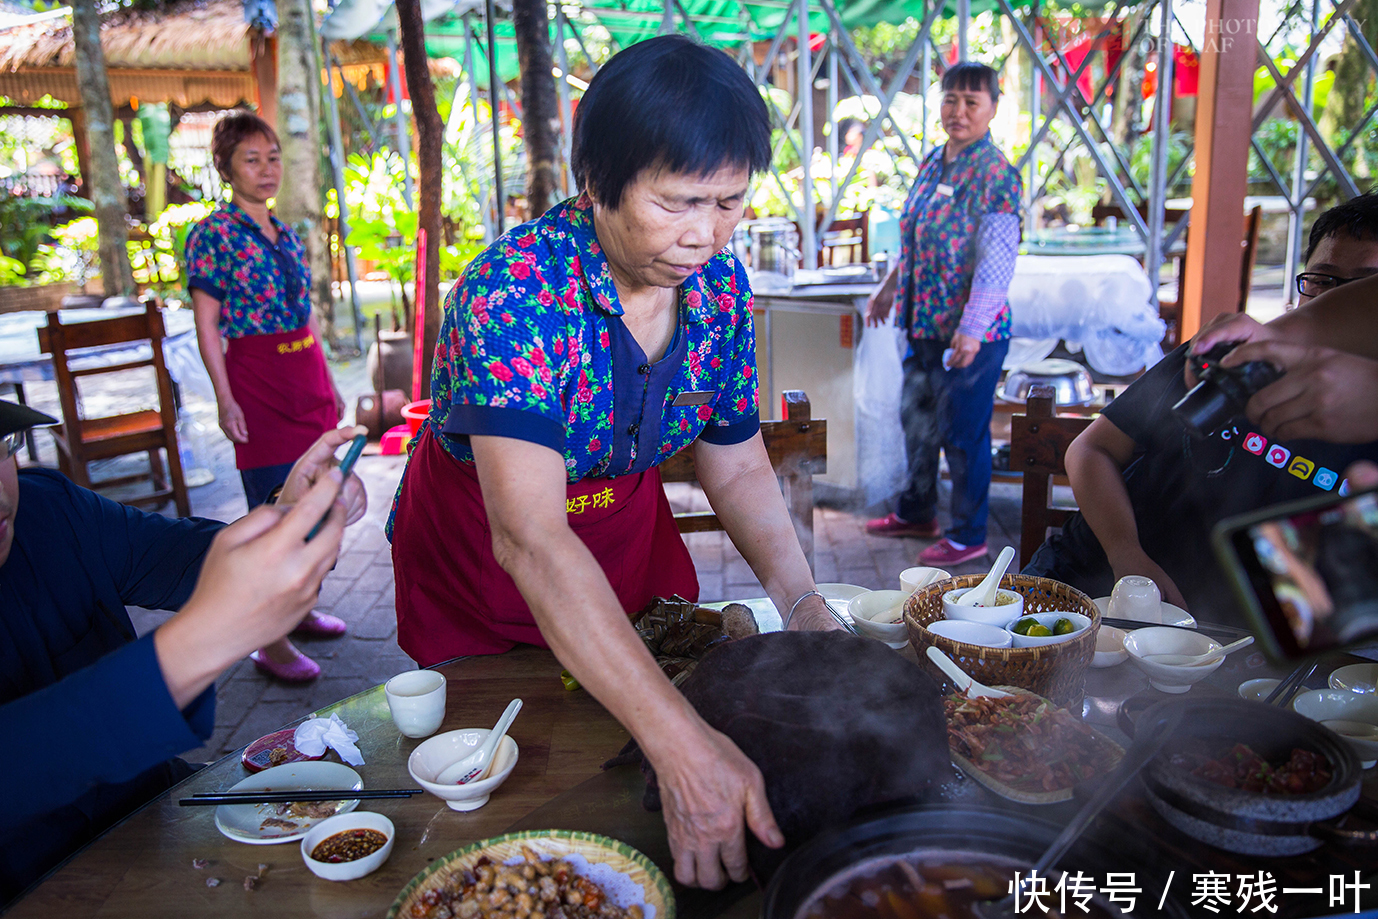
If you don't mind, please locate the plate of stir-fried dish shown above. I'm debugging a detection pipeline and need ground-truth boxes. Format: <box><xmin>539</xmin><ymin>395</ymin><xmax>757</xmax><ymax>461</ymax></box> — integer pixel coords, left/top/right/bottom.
<box><xmin>944</xmin><ymin>689</ymin><xmax>1124</xmax><ymax>804</ymax></box>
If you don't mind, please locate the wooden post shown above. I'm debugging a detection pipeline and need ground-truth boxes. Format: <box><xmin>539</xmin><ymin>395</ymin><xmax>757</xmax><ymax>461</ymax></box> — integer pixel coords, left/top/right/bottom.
<box><xmin>251</xmin><ymin>31</ymin><xmax>278</xmax><ymax>126</ymax></box>
<box><xmin>1179</xmin><ymin>0</ymin><xmax>1259</xmax><ymax>340</ymax></box>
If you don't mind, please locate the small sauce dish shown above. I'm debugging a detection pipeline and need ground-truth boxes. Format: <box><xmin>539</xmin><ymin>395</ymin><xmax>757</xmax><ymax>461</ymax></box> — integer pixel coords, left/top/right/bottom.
<box><xmin>300</xmin><ymin>812</ymin><xmax>394</xmax><ymax>881</ymax></box>
<box><xmin>942</xmin><ymin>587</ymin><xmax>1025</xmax><ymax>626</ymax></box>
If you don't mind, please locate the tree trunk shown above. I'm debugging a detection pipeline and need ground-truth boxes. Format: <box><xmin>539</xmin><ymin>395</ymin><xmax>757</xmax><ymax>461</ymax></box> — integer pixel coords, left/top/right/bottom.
<box><xmin>1111</xmin><ymin>7</ymin><xmax>1147</xmax><ymax>152</ymax></box>
<box><xmin>395</xmin><ymin>0</ymin><xmax>443</xmax><ymax>398</ymax></box>
<box><xmin>1318</xmin><ymin>0</ymin><xmax>1378</xmax><ymax>178</ymax></box>
<box><xmin>275</xmin><ymin>0</ymin><xmax>336</xmax><ymax>343</ymax></box>
<box><xmin>513</xmin><ymin>0</ymin><xmax>559</xmax><ymax>217</ymax></box>
<box><xmin>71</xmin><ymin>0</ymin><xmax>134</xmax><ymax>298</ymax></box>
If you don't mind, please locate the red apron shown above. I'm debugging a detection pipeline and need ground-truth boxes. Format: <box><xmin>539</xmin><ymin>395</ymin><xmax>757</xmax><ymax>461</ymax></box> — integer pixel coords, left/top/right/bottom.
<box><xmin>224</xmin><ymin>326</ymin><xmax>337</xmax><ymax>470</ymax></box>
<box><xmin>392</xmin><ymin>427</ymin><xmax>700</xmax><ymax>664</ymax></box>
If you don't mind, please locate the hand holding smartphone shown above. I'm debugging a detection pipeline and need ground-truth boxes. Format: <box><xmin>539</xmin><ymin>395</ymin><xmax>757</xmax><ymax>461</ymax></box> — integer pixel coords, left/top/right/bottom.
<box><xmin>306</xmin><ymin>433</ymin><xmax>367</xmax><ymax>542</ymax></box>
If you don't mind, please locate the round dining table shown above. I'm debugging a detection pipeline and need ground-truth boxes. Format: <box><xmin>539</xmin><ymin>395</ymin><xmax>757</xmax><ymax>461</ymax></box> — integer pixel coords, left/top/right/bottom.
<box><xmin>9</xmin><ymin>629</ymin><xmax>1378</xmax><ymax>919</ymax></box>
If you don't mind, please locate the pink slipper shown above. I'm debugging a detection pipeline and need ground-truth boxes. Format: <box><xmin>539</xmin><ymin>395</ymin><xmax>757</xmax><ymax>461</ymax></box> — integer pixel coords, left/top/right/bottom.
<box><xmin>250</xmin><ymin>649</ymin><xmax>321</xmax><ymax>683</ymax></box>
<box><xmin>292</xmin><ymin>611</ymin><xmax>348</xmax><ymax>638</ymax></box>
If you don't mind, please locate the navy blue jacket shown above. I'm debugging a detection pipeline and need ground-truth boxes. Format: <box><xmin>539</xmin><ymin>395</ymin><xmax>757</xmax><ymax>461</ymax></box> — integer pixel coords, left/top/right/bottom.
<box><xmin>0</xmin><ymin>469</ymin><xmax>222</xmax><ymax>904</ymax></box>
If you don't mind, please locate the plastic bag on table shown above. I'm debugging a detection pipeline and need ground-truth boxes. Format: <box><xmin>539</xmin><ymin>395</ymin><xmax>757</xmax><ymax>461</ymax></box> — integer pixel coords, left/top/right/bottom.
<box><xmin>854</xmin><ymin>318</ymin><xmax>908</xmax><ymax>507</ymax></box>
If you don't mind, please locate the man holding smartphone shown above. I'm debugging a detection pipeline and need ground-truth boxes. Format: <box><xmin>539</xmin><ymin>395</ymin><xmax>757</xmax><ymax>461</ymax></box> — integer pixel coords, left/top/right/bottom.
<box><xmin>1021</xmin><ymin>194</ymin><xmax>1378</xmax><ymax>621</ymax></box>
<box><xmin>0</xmin><ymin>408</ymin><xmax>368</xmax><ymax>906</ymax></box>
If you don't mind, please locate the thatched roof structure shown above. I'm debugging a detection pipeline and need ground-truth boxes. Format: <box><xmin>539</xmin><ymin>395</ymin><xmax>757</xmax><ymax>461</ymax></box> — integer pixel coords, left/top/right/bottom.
<box><xmin>0</xmin><ymin>0</ymin><xmax>385</xmax><ymax>109</ymax></box>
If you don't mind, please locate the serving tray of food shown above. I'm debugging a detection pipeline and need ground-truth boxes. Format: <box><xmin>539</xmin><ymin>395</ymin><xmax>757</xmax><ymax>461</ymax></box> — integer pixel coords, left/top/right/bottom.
<box><xmin>944</xmin><ymin>687</ymin><xmax>1125</xmax><ymax>805</ymax></box>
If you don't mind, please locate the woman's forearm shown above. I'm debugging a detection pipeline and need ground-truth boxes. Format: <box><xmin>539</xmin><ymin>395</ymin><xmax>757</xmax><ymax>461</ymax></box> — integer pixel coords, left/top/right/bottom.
<box><xmin>693</xmin><ymin>435</ymin><xmax>815</xmax><ymax>614</ymax></box>
<box><xmin>190</xmin><ymin>291</ymin><xmax>233</xmax><ymax>401</ymax></box>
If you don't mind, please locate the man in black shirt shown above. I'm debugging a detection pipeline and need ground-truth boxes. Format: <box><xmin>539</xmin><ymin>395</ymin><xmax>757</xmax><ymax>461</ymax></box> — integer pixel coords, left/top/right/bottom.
<box><xmin>1023</xmin><ymin>195</ymin><xmax>1378</xmax><ymax>623</ymax></box>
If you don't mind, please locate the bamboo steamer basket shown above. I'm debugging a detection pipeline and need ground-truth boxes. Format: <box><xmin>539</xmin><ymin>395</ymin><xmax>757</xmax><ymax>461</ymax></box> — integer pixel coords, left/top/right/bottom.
<box><xmin>905</xmin><ymin>574</ymin><xmax>1100</xmax><ymax>707</ymax></box>
<box><xmin>388</xmin><ymin>830</ymin><xmax>674</xmax><ymax>919</ymax></box>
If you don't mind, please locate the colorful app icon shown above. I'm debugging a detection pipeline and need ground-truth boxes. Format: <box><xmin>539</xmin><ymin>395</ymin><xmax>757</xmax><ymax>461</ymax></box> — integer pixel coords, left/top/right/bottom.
<box><xmin>1288</xmin><ymin>457</ymin><xmax>1315</xmax><ymax>480</ymax></box>
<box><xmin>1265</xmin><ymin>445</ymin><xmax>1291</xmax><ymax>468</ymax></box>
<box><xmin>1313</xmin><ymin>468</ymin><xmax>1338</xmax><ymax>491</ymax></box>
<box><xmin>1243</xmin><ymin>433</ymin><xmax>1267</xmax><ymax>455</ymax></box>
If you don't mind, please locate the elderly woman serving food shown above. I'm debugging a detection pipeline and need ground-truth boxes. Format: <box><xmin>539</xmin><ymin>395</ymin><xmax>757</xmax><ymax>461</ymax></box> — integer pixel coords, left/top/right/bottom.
<box><xmin>389</xmin><ymin>35</ymin><xmax>836</xmax><ymax>889</ymax></box>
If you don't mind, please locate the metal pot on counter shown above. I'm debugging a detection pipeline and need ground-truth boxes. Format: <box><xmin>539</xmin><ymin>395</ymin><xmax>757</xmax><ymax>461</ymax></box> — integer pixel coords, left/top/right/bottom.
<box><xmin>1000</xmin><ymin>359</ymin><xmax>1096</xmax><ymax>406</ymax></box>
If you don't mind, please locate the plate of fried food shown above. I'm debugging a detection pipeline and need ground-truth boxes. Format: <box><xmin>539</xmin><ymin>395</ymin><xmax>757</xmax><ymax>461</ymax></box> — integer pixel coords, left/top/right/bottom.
<box><xmin>389</xmin><ymin>830</ymin><xmax>673</xmax><ymax>919</ymax></box>
<box><xmin>213</xmin><ymin>761</ymin><xmax>362</xmax><ymax>845</ymax></box>
<box><xmin>944</xmin><ymin>688</ymin><xmax>1124</xmax><ymax>805</ymax></box>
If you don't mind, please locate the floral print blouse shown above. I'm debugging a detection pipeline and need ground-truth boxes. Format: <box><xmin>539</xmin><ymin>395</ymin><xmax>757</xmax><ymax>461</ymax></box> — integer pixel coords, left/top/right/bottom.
<box><xmin>184</xmin><ymin>201</ymin><xmax>312</xmax><ymax>338</ymax></box>
<box><xmin>425</xmin><ymin>195</ymin><xmax>761</xmax><ymax>483</ymax></box>
<box><xmin>897</xmin><ymin>133</ymin><xmax>1023</xmax><ymax>343</ymax></box>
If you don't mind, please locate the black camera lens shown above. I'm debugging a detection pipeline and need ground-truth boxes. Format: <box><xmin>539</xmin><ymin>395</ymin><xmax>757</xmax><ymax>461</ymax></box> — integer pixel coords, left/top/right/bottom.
<box><xmin>1172</xmin><ymin>342</ymin><xmax>1284</xmax><ymax>436</ymax></box>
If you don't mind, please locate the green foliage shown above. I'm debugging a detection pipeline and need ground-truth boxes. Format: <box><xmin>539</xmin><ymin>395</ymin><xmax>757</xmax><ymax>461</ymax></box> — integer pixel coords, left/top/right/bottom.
<box><xmin>1129</xmin><ymin>131</ymin><xmax>1193</xmax><ymax>192</ymax></box>
<box><xmin>128</xmin><ymin>200</ymin><xmax>215</xmax><ymax>296</ymax></box>
<box><xmin>1249</xmin><ymin>117</ymin><xmax>1298</xmax><ymax>186</ymax></box>
<box><xmin>0</xmin><ymin>193</ymin><xmax>89</xmax><ymax>275</ymax></box>
<box><xmin>0</xmin><ymin>254</ymin><xmax>26</xmax><ymax>286</ymax></box>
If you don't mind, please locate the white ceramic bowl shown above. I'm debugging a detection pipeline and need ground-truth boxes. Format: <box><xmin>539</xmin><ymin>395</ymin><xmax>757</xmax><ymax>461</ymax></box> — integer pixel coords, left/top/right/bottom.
<box><xmin>1092</xmin><ymin>626</ymin><xmax>1128</xmax><ymax>668</ymax></box>
<box><xmin>848</xmin><ymin>590</ymin><xmax>910</xmax><ymax>648</ymax></box>
<box><xmin>300</xmin><ymin>812</ymin><xmax>395</xmax><ymax>881</ymax></box>
<box><xmin>899</xmin><ymin>567</ymin><xmax>951</xmax><ymax>595</ymax></box>
<box><xmin>1330</xmin><ymin>663</ymin><xmax>1378</xmax><ymax>694</ymax></box>
<box><xmin>942</xmin><ymin>587</ymin><xmax>1025</xmax><ymax>626</ymax></box>
<box><xmin>926</xmin><ymin>619</ymin><xmax>1014</xmax><ymax>648</ymax></box>
<box><xmin>408</xmin><ymin>729</ymin><xmax>519</xmax><ymax>811</ymax></box>
<box><xmin>1122</xmin><ymin>627</ymin><xmax>1224</xmax><ymax>693</ymax></box>
<box><xmin>1238</xmin><ymin>678</ymin><xmax>1282</xmax><ymax>703</ymax></box>
<box><xmin>1292</xmin><ymin>688</ymin><xmax>1378</xmax><ymax>768</ymax></box>
<box><xmin>1004</xmin><ymin>611</ymin><xmax>1092</xmax><ymax>648</ymax></box>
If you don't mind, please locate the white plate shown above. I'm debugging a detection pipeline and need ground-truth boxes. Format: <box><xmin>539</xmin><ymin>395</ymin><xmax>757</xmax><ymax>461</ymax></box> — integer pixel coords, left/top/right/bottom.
<box><xmin>1093</xmin><ymin>596</ymin><xmax>1196</xmax><ymax>628</ymax></box>
<box><xmin>214</xmin><ymin>761</ymin><xmax>362</xmax><ymax>845</ymax></box>
<box><xmin>702</xmin><ymin>584</ymin><xmax>867</xmax><ymax>633</ymax></box>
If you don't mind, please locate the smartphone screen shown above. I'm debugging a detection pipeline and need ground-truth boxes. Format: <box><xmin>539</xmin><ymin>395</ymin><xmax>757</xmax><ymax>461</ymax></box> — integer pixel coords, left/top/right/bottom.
<box><xmin>1216</xmin><ymin>487</ymin><xmax>1378</xmax><ymax>658</ymax></box>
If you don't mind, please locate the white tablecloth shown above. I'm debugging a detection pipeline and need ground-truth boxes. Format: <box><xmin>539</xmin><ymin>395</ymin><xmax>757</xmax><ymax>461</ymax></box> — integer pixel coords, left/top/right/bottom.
<box><xmin>1006</xmin><ymin>254</ymin><xmax>1166</xmax><ymax>376</ymax></box>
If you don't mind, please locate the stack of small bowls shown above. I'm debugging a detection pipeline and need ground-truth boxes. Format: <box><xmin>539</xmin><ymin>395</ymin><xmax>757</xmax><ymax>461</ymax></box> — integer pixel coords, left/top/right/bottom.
<box><xmin>935</xmin><ymin>588</ymin><xmax>1092</xmax><ymax>650</ymax></box>
<box><xmin>848</xmin><ymin>568</ymin><xmax>951</xmax><ymax>649</ymax></box>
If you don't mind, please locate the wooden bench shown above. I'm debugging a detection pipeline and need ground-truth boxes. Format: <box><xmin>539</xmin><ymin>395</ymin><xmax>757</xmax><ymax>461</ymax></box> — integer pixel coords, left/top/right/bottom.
<box><xmin>659</xmin><ymin>390</ymin><xmax>827</xmax><ymax>571</ymax></box>
<box><xmin>1009</xmin><ymin>384</ymin><xmax>1092</xmax><ymax>569</ymax></box>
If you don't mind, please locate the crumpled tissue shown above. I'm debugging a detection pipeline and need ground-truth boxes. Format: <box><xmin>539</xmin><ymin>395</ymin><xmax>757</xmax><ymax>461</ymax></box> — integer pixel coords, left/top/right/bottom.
<box><xmin>294</xmin><ymin>713</ymin><xmax>364</xmax><ymax>766</ymax></box>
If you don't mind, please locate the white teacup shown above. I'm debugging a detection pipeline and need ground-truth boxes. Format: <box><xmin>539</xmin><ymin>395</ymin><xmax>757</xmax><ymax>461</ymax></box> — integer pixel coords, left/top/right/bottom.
<box><xmin>385</xmin><ymin>670</ymin><xmax>447</xmax><ymax>739</ymax></box>
<box><xmin>1108</xmin><ymin>576</ymin><xmax>1162</xmax><ymax>622</ymax></box>
<box><xmin>900</xmin><ymin>567</ymin><xmax>951</xmax><ymax>595</ymax></box>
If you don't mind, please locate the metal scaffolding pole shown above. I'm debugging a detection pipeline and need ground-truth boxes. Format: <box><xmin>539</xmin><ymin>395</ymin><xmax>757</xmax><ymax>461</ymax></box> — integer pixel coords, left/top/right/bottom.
<box><xmin>485</xmin><ymin>0</ymin><xmax>505</xmax><ymax>235</ymax></box>
<box><xmin>1145</xmin><ymin>0</ymin><xmax>1174</xmax><ymax>305</ymax></box>
<box><xmin>385</xmin><ymin>29</ymin><xmax>415</xmax><ymax>208</ymax></box>
<box><xmin>556</xmin><ymin>8</ymin><xmax>575</xmax><ymax>195</ymax></box>
<box><xmin>461</xmin><ymin>16</ymin><xmax>494</xmax><ymax>243</ymax></box>
<box><xmin>827</xmin><ymin>33</ymin><xmax>838</xmax><ymax>207</ymax></box>
<box><xmin>921</xmin><ymin>26</ymin><xmax>931</xmax><ymax>154</ymax></box>
<box><xmin>798</xmin><ymin>0</ymin><xmax>816</xmax><ymax>269</ymax></box>
<box><xmin>322</xmin><ymin>43</ymin><xmax>364</xmax><ymax>353</ymax></box>
<box><xmin>1284</xmin><ymin>0</ymin><xmax>1321</xmax><ymax>305</ymax></box>
<box><xmin>957</xmin><ymin>0</ymin><xmax>970</xmax><ymax>61</ymax></box>
<box><xmin>1026</xmin><ymin>0</ymin><xmax>1039</xmax><ymax>236</ymax></box>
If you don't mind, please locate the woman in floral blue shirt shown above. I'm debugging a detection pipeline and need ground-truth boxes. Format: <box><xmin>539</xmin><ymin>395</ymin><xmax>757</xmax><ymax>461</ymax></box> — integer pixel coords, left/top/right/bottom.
<box><xmin>865</xmin><ymin>62</ymin><xmax>1022</xmax><ymax>568</ymax></box>
<box><xmin>390</xmin><ymin>35</ymin><xmax>835</xmax><ymax>892</ymax></box>
<box><xmin>184</xmin><ymin>112</ymin><xmax>347</xmax><ymax>683</ymax></box>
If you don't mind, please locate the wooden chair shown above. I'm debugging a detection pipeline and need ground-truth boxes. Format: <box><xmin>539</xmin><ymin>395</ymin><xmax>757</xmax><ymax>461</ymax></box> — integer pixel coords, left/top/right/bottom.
<box><xmin>38</xmin><ymin>301</ymin><xmax>191</xmax><ymax>516</ymax></box>
<box><xmin>1009</xmin><ymin>384</ymin><xmax>1091</xmax><ymax>569</ymax></box>
<box><xmin>659</xmin><ymin>390</ymin><xmax>827</xmax><ymax>572</ymax></box>
<box><xmin>793</xmin><ymin>213</ymin><xmax>870</xmax><ymax>267</ymax></box>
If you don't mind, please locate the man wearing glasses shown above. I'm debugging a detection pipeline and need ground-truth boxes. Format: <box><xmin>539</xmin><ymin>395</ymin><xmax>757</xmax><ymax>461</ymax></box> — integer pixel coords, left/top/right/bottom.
<box><xmin>1021</xmin><ymin>193</ymin><xmax>1378</xmax><ymax>619</ymax></box>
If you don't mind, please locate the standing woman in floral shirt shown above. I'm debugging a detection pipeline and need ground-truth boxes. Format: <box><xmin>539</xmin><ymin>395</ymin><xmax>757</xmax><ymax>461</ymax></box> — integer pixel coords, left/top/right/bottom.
<box><xmin>864</xmin><ymin>62</ymin><xmax>1022</xmax><ymax>568</ymax></box>
<box><xmin>184</xmin><ymin>112</ymin><xmax>348</xmax><ymax>682</ymax></box>
<box><xmin>390</xmin><ymin>35</ymin><xmax>837</xmax><ymax>892</ymax></box>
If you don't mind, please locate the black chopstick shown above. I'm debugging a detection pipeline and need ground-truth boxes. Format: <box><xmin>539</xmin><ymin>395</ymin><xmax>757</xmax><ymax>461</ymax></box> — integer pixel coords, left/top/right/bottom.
<box><xmin>1263</xmin><ymin>660</ymin><xmax>1318</xmax><ymax>707</ymax></box>
<box><xmin>179</xmin><ymin>789</ymin><xmax>422</xmax><ymax>806</ymax></box>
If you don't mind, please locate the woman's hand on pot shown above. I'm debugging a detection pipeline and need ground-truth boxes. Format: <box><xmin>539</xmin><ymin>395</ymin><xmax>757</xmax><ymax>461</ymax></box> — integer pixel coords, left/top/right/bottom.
<box><xmin>946</xmin><ymin>333</ymin><xmax>981</xmax><ymax>369</ymax></box>
<box><xmin>219</xmin><ymin>398</ymin><xmax>249</xmax><ymax>443</ymax></box>
<box><xmin>280</xmin><ymin>425</ymin><xmax>369</xmax><ymax>524</ymax></box>
<box><xmin>655</xmin><ymin>724</ymin><xmax>784</xmax><ymax>889</ymax></box>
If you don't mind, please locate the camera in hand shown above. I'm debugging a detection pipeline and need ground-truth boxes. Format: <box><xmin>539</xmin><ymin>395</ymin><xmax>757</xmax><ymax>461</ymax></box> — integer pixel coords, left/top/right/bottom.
<box><xmin>1173</xmin><ymin>342</ymin><xmax>1284</xmax><ymax>436</ymax></box>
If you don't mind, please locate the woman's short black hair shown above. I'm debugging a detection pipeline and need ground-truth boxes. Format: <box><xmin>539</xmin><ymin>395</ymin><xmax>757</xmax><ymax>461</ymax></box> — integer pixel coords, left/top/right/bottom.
<box><xmin>572</xmin><ymin>34</ymin><xmax>771</xmax><ymax>209</ymax></box>
<box><xmin>941</xmin><ymin>62</ymin><xmax>1001</xmax><ymax>102</ymax></box>
<box><xmin>1305</xmin><ymin>190</ymin><xmax>1378</xmax><ymax>263</ymax></box>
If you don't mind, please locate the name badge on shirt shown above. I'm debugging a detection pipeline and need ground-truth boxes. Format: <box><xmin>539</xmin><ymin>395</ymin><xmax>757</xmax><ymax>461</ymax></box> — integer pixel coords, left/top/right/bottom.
<box><xmin>672</xmin><ymin>390</ymin><xmax>716</xmax><ymax>407</ymax></box>
<box><xmin>935</xmin><ymin>183</ymin><xmax>956</xmax><ymax>198</ymax></box>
